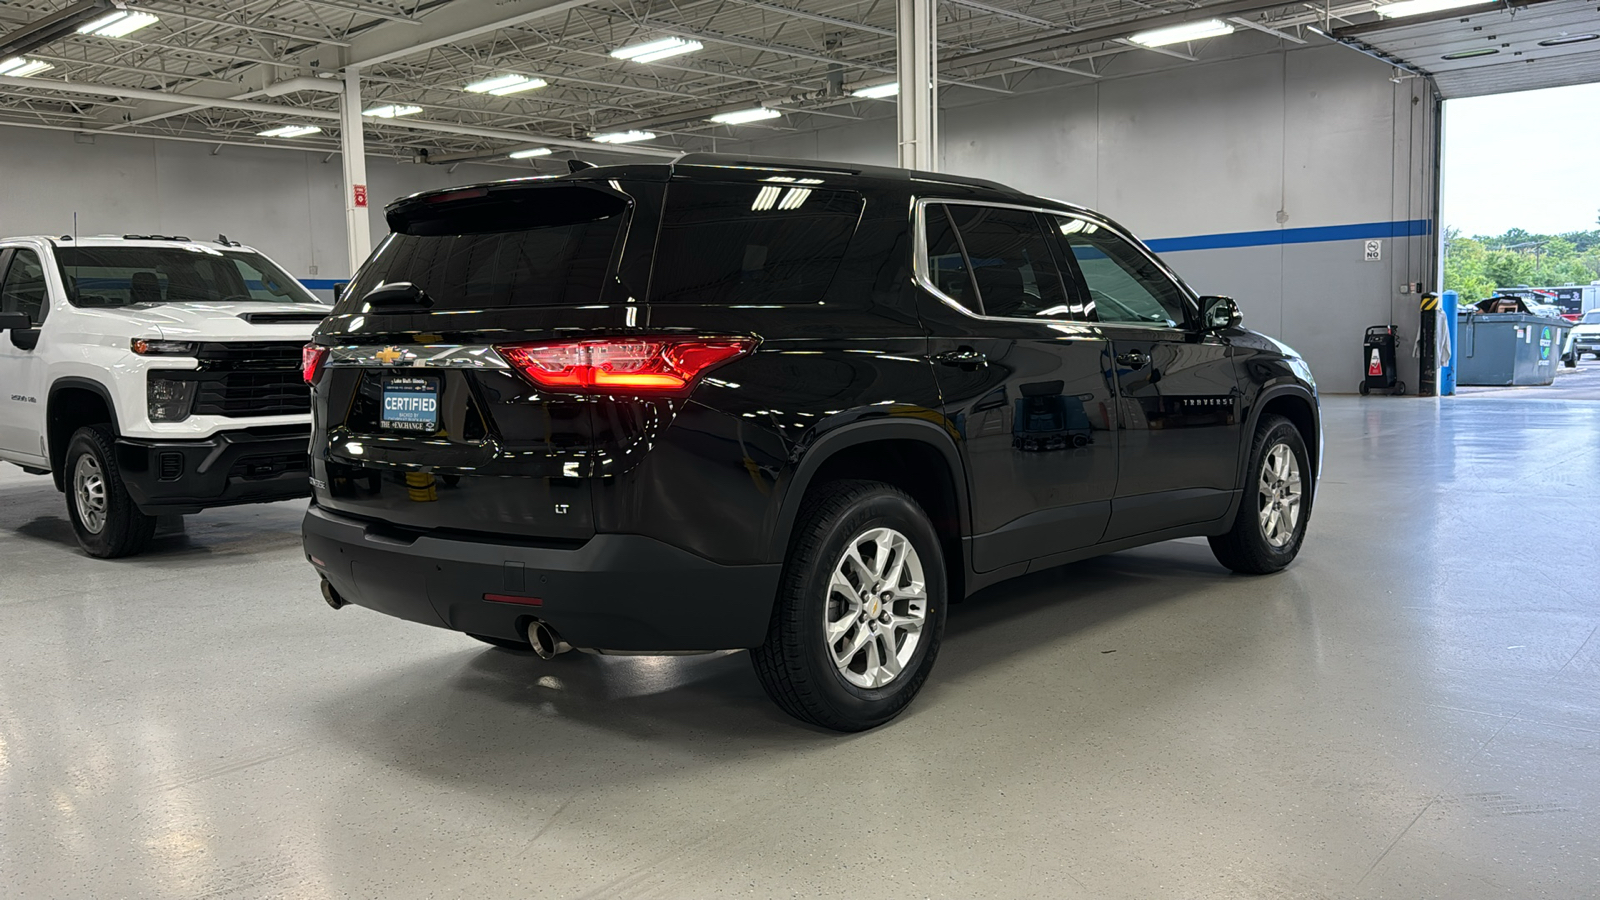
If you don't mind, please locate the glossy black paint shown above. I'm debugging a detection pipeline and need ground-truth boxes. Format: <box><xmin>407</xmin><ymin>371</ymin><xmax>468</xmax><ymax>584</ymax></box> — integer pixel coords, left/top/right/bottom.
<box><xmin>303</xmin><ymin>154</ymin><xmax>1319</xmax><ymax>651</ymax></box>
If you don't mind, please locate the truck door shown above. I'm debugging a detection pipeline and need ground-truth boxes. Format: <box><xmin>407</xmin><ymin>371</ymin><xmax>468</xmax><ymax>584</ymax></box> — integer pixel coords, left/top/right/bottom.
<box><xmin>0</xmin><ymin>247</ymin><xmax>51</xmax><ymax>465</ymax></box>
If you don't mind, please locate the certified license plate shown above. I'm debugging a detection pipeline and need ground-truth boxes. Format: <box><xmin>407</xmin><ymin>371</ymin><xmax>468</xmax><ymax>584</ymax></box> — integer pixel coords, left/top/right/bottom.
<box><xmin>380</xmin><ymin>376</ymin><xmax>439</xmax><ymax>432</ymax></box>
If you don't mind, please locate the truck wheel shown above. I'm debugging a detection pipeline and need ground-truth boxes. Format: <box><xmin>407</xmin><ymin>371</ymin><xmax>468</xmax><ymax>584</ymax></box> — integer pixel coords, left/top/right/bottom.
<box><xmin>1209</xmin><ymin>415</ymin><xmax>1312</xmax><ymax>575</ymax></box>
<box><xmin>752</xmin><ymin>480</ymin><xmax>947</xmax><ymax>732</ymax></box>
<box><xmin>65</xmin><ymin>425</ymin><xmax>157</xmax><ymax>559</ymax></box>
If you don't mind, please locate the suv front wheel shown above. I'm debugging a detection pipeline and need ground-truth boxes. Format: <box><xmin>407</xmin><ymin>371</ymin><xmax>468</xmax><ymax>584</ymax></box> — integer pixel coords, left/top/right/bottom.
<box><xmin>1209</xmin><ymin>415</ymin><xmax>1311</xmax><ymax>575</ymax></box>
<box><xmin>752</xmin><ymin>480</ymin><xmax>947</xmax><ymax>731</ymax></box>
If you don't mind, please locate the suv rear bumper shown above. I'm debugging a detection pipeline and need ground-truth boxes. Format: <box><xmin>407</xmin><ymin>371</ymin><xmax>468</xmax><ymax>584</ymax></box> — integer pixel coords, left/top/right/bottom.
<box><xmin>302</xmin><ymin>504</ymin><xmax>781</xmax><ymax>652</ymax></box>
<box><xmin>115</xmin><ymin>430</ymin><xmax>311</xmax><ymax>514</ymax></box>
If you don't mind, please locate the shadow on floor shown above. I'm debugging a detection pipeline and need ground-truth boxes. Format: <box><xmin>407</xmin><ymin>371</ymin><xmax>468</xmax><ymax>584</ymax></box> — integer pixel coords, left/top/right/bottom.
<box><xmin>308</xmin><ymin>539</ymin><xmax>1234</xmax><ymax>798</ymax></box>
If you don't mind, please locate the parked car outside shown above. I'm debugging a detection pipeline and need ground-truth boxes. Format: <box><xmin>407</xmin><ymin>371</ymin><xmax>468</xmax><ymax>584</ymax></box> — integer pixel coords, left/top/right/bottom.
<box><xmin>1563</xmin><ymin>310</ymin><xmax>1600</xmax><ymax>365</ymax></box>
<box><xmin>0</xmin><ymin>235</ymin><xmax>328</xmax><ymax>557</ymax></box>
<box><xmin>300</xmin><ymin>155</ymin><xmax>1321</xmax><ymax>731</ymax></box>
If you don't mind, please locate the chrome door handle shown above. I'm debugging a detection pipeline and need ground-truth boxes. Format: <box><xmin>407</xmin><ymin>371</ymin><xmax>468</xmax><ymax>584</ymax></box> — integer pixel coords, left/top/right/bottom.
<box><xmin>1116</xmin><ymin>350</ymin><xmax>1149</xmax><ymax>369</ymax></box>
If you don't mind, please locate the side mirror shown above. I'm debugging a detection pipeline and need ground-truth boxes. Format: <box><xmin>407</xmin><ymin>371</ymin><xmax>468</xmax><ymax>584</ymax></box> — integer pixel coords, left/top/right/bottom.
<box><xmin>1200</xmin><ymin>295</ymin><xmax>1242</xmax><ymax>332</ymax></box>
<box><xmin>332</xmin><ymin>281</ymin><xmax>348</xmax><ymax>303</ymax></box>
<box><xmin>0</xmin><ymin>312</ymin><xmax>30</xmax><ymax>331</ymax></box>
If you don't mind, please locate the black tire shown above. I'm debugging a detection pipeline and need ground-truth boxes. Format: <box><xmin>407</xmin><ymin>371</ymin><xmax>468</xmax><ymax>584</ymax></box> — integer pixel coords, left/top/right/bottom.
<box><xmin>1564</xmin><ymin>354</ymin><xmax>1577</xmax><ymax>369</ymax></box>
<box><xmin>468</xmin><ymin>633</ymin><xmax>533</xmax><ymax>651</ymax></box>
<box><xmin>1208</xmin><ymin>415</ymin><xmax>1312</xmax><ymax>575</ymax></box>
<box><xmin>751</xmin><ymin>480</ymin><xmax>947</xmax><ymax>732</ymax></box>
<box><xmin>1358</xmin><ymin>381</ymin><xmax>1370</xmax><ymax>395</ymax></box>
<box><xmin>64</xmin><ymin>424</ymin><xmax>157</xmax><ymax>559</ymax></box>
<box><xmin>1395</xmin><ymin>381</ymin><xmax>1406</xmax><ymax>396</ymax></box>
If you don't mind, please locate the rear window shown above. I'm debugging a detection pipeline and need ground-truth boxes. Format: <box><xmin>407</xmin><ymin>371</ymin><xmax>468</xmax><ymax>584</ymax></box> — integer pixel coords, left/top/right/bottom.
<box><xmin>649</xmin><ymin>181</ymin><xmax>862</xmax><ymax>305</ymax></box>
<box><xmin>56</xmin><ymin>246</ymin><xmax>319</xmax><ymax>307</ymax></box>
<box><xmin>1583</xmin><ymin>311</ymin><xmax>1600</xmax><ymax>324</ymax></box>
<box><xmin>336</xmin><ymin>184</ymin><xmax>628</xmax><ymax>313</ymax></box>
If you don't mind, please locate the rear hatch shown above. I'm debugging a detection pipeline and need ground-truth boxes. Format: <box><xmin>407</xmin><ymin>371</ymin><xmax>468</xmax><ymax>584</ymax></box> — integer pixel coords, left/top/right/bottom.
<box><xmin>309</xmin><ymin>174</ymin><xmax>666</xmax><ymax>539</ymax></box>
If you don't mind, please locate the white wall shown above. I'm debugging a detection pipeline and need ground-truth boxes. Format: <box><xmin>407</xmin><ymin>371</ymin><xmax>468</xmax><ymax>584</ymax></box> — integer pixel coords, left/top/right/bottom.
<box><xmin>725</xmin><ymin>43</ymin><xmax>1439</xmax><ymax>392</ymax></box>
<box><xmin>0</xmin><ymin>127</ymin><xmax>510</xmax><ymax>282</ymax></box>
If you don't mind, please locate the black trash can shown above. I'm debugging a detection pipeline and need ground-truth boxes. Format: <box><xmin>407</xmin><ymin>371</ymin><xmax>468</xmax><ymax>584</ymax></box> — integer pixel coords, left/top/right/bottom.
<box><xmin>1360</xmin><ymin>325</ymin><xmax>1404</xmax><ymax>395</ymax></box>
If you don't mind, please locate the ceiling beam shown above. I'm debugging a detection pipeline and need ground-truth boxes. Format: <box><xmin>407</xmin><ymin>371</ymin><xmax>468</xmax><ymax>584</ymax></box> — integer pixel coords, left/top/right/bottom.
<box><xmin>0</xmin><ymin>75</ymin><xmax>343</xmax><ymax>120</ymax></box>
<box><xmin>123</xmin><ymin>4</ymin><xmax>354</xmax><ymax>46</ymax></box>
<box><xmin>345</xmin><ymin>0</ymin><xmax>592</xmax><ymax>68</ymax></box>
<box><xmin>944</xmin><ymin>0</ymin><xmax>1303</xmax><ymax>70</ymax></box>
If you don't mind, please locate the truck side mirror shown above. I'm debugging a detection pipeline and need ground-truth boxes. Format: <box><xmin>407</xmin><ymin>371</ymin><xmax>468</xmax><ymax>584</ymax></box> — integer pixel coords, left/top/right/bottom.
<box><xmin>1200</xmin><ymin>296</ymin><xmax>1242</xmax><ymax>332</ymax></box>
<box><xmin>0</xmin><ymin>312</ymin><xmax>30</xmax><ymax>331</ymax></box>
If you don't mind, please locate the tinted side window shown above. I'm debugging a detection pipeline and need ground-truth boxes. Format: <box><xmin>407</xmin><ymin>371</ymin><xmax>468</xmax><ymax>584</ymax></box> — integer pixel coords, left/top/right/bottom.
<box><xmin>650</xmin><ymin>182</ymin><xmax>862</xmax><ymax>305</ymax></box>
<box><xmin>946</xmin><ymin>205</ymin><xmax>1068</xmax><ymax>319</ymax></box>
<box><xmin>1053</xmin><ymin>216</ymin><xmax>1188</xmax><ymax>327</ymax></box>
<box><xmin>924</xmin><ymin>204</ymin><xmax>979</xmax><ymax>310</ymax></box>
<box><xmin>1</xmin><ymin>249</ymin><xmax>48</xmax><ymax>325</ymax></box>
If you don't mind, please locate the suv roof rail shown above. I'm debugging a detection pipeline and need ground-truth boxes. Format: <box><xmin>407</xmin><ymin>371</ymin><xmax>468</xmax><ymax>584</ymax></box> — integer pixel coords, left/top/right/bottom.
<box><xmin>120</xmin><ymin>234</ymin><xmax>193</xmax><ymax>242</ymax></box>
<box><xmin>672</xmin><ymin>152</ymin><xmax>1016</xmax><ymax>193</ymax></box>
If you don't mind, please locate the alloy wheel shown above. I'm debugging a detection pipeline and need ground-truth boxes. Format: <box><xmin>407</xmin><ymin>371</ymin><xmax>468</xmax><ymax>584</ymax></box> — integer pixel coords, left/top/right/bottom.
<box><xmin>1257</xmin><ymin>443</ymin><xmax>1302</xmax><ymax>548</ymax></box>
<box><xmin>824</xmin><ymin>527</ymin><xmax>928</xmax><ymax>689</ymax></box>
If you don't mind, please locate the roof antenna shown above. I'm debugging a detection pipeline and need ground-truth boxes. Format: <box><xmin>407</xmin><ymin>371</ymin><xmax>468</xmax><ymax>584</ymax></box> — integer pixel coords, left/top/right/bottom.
<box><xmin>567</xmin><ymin>159</ymin><xmax>596</xmax><ymax>173</ymax></box>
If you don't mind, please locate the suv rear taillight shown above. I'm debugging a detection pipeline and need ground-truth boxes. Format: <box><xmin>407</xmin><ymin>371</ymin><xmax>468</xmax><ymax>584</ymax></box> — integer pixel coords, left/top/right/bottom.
<box><xmin>302</xmin><ymin>344</ymin><xmax>328</xmax><ymax>384</ymax></box>
<box><xmin>497</xmin><ymin>337</ymin><xmax>756</xmax><ymax>395</ymax></box>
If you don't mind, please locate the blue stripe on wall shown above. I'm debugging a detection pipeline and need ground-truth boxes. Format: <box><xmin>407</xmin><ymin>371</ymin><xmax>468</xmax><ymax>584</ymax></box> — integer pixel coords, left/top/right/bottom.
<box><xmin>1145</xmin><ymin>219</ymin><xmax>1433</xmax><ymax>254</ymax></box>
<box><xmin>292</xmin><ymin>218</ymin><xmax>1435</xmax><ymax>289</ymax></box>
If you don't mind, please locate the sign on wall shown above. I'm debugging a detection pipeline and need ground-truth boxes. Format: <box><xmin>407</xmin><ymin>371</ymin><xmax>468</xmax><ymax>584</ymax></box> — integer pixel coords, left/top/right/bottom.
<box><xmin>1364</xmin><ymin>240</ymin><xmax>1382</xmax><ymax>261</ymax></box>
<box><xmin>353</xmin><ymin>184</ymin><xmax>368</xmax><ymax>208</ymax></box>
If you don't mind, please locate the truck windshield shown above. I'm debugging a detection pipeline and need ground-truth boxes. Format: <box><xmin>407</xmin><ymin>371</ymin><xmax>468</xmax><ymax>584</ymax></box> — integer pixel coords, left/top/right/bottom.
<box><xmin>1584</xmin><ymin>311</ymin><xmax>1600</xmax><ymax>325</ymax></box>
<box><xmin>55</xmin><ymin>246</ymin><xmax>321</xmax><ymax>307</ymax></box>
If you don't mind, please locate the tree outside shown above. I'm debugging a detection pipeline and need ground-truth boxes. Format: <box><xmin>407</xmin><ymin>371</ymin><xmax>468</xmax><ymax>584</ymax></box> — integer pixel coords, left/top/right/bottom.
<box><xmin>1443</xmin><ymin>218</ymin><xmax>1600</xmax><ymax>301</ymax></box>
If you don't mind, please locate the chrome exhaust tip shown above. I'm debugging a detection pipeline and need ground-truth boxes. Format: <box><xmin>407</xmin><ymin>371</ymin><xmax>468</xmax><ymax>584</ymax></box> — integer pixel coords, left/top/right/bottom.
<box><xmin>527</xmin><ymin>620</ymin><xmax>572</xmax><ymax>660</ymax></box>
<box><xmin>320</xmin><ymin>578</ymin><xmax>347</xmax><ymax>610</ymax></box>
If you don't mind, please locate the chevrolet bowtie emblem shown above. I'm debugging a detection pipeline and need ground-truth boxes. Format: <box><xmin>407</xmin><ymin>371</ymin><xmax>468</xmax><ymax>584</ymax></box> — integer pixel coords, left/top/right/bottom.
<box><xmin>375</xmin><ymin>346</ymin><xmax>403</xmax><ymax>366</ymax></box>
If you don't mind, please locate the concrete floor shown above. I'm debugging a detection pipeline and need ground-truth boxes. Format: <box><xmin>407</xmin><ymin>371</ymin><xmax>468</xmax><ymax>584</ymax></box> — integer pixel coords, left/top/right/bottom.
<box><xmin>1</xmin><ymin>395</ymin><xmax>1597</xmax><ymax>899</ymax></box>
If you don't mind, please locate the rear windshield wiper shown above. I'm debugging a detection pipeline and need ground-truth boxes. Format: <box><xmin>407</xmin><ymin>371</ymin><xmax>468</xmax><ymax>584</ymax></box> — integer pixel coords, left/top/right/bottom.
<box><xmin>362</xmin><ymin>282</ymin><xmax>434</xmax><ymax>311</ymax></box>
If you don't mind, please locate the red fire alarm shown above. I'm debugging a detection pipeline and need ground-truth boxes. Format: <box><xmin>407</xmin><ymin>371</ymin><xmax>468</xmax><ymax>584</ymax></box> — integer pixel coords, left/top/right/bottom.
<box><xmin>353</xmin><ymin>184</ymin><xmax>368</xmax><ymax>208</ymax></box>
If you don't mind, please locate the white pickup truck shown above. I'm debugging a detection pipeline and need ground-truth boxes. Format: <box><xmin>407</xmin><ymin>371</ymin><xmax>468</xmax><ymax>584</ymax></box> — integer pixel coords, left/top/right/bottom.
<box><xmin>0</xmin><ymin>235</ymin><xmax>329</xmax><ymax>557</ymax></box>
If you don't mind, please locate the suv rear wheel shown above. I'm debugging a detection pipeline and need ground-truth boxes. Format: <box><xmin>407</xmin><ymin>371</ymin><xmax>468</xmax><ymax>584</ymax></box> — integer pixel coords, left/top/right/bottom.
<box><xmin>1209</xmin><ymin>415</ymin><xmax>1311</xmax><ymax>575</ymax></box>
<box><xmin>65</xmin><ymin>425</ymin><xmax>157</xmax><ymax>559</ymax></box>
<box><xmin>752</xmin><ymin>480</ymin><xmax>947</xmax><ymax>732</ymax></box>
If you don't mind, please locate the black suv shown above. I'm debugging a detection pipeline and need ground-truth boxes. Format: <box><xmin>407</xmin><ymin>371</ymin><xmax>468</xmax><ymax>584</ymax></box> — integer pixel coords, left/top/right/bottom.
<box><xmin>302</xmin><ymin>154</ymin><xmax>1320</xmax><ymax>731</ymax></box>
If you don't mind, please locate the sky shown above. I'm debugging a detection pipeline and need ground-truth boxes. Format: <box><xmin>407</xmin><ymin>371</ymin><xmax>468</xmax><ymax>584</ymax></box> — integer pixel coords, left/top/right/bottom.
<box><xmin>1441</xmin><ymin>81</ymin><xmax>1600</xmax><ymax>237</ymax></box>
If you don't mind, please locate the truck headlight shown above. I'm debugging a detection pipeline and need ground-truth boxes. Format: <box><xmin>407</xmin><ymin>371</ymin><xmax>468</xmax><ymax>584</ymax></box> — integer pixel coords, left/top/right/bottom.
<box><xmin>147</xmin><ymin>375</ymin><xmax>197</xmax><ymax>422</ymax></box>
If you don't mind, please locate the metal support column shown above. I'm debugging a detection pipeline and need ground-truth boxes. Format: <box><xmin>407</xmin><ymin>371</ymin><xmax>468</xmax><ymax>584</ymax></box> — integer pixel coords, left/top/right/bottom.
<box><xmin>896</xmin><ymin>0</ymin><xmax>937</xmax><ymax>171</ymax></box>
<box><xmin>340</xmin><ymin>67</ymin><xmax>372</xmax><ymax>273</ymax></box>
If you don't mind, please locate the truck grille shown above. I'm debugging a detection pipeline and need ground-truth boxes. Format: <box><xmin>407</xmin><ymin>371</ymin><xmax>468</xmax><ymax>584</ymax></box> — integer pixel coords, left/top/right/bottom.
<box><xmin>191</xmin><ymin>342</ymin><xmax>309</xmax><ymax>417</ymax></box>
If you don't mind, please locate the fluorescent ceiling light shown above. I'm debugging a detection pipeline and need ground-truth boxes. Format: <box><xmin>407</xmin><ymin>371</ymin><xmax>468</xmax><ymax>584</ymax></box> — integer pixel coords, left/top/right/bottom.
<box><xmin>464</xmin><ymin>74</ymin><xmax>547</xmax><ymax>95</ymax></box>
<box><xmin>0</xmin><ymin>57</ymin><xmax>53</xmax><ymax>78</ymax></box>
<box><xmin>591</xmin><ymin>130</ymin><xmax>656</xmax><ymax>144</ymax></box>
<box><xmin>610</xmin><ymin>37</ymin><xmax>702</xmax><ymax>63</ymax></box>
<box><xmin>1128</xmin><ymin>19</ymin><xmax>1234</xmax><ymax>47</ymax></box>
<box><xmin>363</xmin><ymin>104</ymin><xmax>422</xmax><ymax>118</ymax></box>
<box><xmin>1375</xmin><ymin>0</ymin><xmax>1488</xmax><ymax>17</ymax></box>
<box><xmin>851</xmin><ymin>82</ymin><xmax>899</xmax><ymax>99</ymax></box>
<box><xmin>709</xmin><ymin>107</ymin><xmax>780</xmax><ymax>125</ymax></box>
<box><xmin>509</xmin><ymin>147</ymin><xmax>552</xmax><ymax>159</ymax></box>
<box><xmin>78</xmin><ymin>11</ymin><xmax>159</xmax><ymax>38</ymax></box>
<box><xmin>258</xmin><ymin>125</ymin><xmax>322</xmax><ymax>138</ymax></box>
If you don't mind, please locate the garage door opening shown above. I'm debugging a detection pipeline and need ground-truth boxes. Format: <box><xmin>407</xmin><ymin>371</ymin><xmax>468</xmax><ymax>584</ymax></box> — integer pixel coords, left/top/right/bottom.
<box><xmin>1441</xmin><ymin>82</ymin><xmax>1600</xmax><ymax>398</ymax></box>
